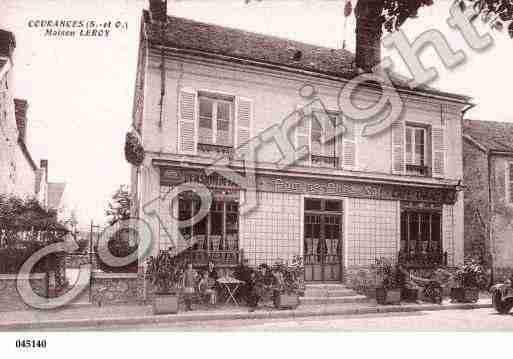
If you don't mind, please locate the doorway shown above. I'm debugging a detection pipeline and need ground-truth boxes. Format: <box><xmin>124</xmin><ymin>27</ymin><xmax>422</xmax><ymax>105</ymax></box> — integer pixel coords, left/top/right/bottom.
<box><xmin>303</xmin><ymin>198</ymin><xmax>343</xmax><ymax>282</ymax></box>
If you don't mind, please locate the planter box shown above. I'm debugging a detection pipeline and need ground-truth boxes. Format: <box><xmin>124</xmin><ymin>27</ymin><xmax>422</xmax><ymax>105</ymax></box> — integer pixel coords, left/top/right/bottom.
<box><xmin>274</xmin><ymin>293</ymin><xmax>299</xmax><ymax>309</ymax></box>
<box><xmin>450</xmin><ymin>287</ymin><xmax>479</xmax><ymax>303</ymax></box>
<box><xmin>153</xmin><ymin>293</ymin><xmax>179</xmax><ymax>315</ymax></box>
<box><xmin>376</xmin><ymin>288</ymin><xmax>401</xmax><ymax>305</ymax></box>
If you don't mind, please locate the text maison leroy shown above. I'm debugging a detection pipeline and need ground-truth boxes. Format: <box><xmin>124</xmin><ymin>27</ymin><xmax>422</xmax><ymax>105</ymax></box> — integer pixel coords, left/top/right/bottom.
<box><xmin>44</xmin><ymin>28</ymin><xmax>110</xmax><ymax>37</ymax></box>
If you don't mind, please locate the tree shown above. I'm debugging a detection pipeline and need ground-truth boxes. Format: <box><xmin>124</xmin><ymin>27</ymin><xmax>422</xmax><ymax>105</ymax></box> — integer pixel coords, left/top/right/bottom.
<box><xmin>105</xmin><ymin>185</ymin><xmax>131</xmax><ymax>226</ymax></box>
<box><xmin>245</xmin><ymin>0</ymin><xmax>513</xmax><ymax>38</ymax></box>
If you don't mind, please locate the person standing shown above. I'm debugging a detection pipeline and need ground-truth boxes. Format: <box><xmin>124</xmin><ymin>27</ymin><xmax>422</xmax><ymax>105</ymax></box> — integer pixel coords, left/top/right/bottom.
<box><xmin>182</xmin><ymin>262</ymin><xmax>197</xmax><ymax>311</ymax></box>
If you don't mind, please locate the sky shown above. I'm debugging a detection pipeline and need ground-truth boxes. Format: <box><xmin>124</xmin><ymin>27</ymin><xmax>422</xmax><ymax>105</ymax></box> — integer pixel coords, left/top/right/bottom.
<box><xmin>1</xmin><ymin>0</ymin><xmax>512</xmax><ymax>228</ymax></box>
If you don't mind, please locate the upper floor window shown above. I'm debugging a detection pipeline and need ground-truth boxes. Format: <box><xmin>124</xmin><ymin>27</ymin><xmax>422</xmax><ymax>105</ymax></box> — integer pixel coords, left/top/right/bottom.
<box><xmin>405</xmin><ymin>125</ymin><xmax>428</xmax><ymax>176</ymax></box>
<box><xmin>198</xmin><ymin>96</ymin><xmax>233</xmax><ymax>147</ymax></box>
<box><xmin>308</xmin><ymin>110</ymin><xmax>341</xmax><ymax>168</ymax></box>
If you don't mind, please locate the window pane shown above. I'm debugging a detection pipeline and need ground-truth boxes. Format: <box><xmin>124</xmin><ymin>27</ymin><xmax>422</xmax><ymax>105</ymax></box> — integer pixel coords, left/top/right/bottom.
<box><xmin>217</xmin><ymin>119</ymin><xmax>229</xmax><ymax>131</ymax></box>
<box><xmin>199</xmin><ymin>98</ymin><xmax>213</xmax><ymax>118</ymax></box>
<box><xmin>199</xmin><ymin>98</ymin><xmax>213</xmax><ymax>129</ymax></box>
<box><xmin>217</xmin><ymin>102</ymin><xmax>230</xmax><ymax>121</ymax></box>
<box><xmin>409</xmin><ymin>213</ymin><xmax>419</xmax><ymax>250</ymax></box>
<box><xmin>431</xmin><ymin>214</ymin><xmax>441</xmax><ymax>244</ymax></box>
<box><xmin>415</xmin><ymin>129</ymin><xmax>425</xmax><ymax>165</ymax></box>
<box><xmin>400</xmin><ymin>212</ymin><xmax>408</xmax><ymax>251</ymax></box>
<box><xmin>325</xmin><ymin>200</ymin><xmax>342</xmax><ymax>212</ymax></box>
<box><xmin>305</xmin><ymin>199</ymin><xmax>322</xmax><ymax>211</ymax></box>
<box><xmin>210</xmin><ymin>212</ymin><xmax>223</xmax><ymax>236</ymax></box>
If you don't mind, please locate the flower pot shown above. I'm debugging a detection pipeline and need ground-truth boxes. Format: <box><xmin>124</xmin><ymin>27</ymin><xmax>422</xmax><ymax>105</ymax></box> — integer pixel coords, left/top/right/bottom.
<box><xmin>463</xmin><ymin>287</ymin><xmax>479</xmax><ymax>303</ymax></box>
<box><xmin>450</xmin><ymin>287</ymin><xmax>479</xmax><ymax>303</ymax></box>
<box><xmin>274</xmin><ymin>293</ymin><xmax>300</xmax><ymax>309</ymax></box>
<box><xmin>376</xmin><ymin>288</ymin><xmax>401</xmax><ymax>305</ymax></box>
<box><xmin>153</xmin><ymin>293</ymin><xmax>179</xmax><ymax>315</ymax></box>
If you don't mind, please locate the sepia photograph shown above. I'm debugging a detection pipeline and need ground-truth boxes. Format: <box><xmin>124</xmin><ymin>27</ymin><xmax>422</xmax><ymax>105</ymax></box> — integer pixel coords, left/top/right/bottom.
<box><xmin>1</xmin><ymin>0</ymin><xmax>513</xmax><ymax>356</ymax></box>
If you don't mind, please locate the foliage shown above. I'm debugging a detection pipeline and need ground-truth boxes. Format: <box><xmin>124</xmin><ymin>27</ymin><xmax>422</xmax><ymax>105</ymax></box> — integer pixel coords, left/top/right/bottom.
<box><xmin>0</xmin><ymin>194</ymin><xmax>65</xmax><ymax>232</ymax></box>
<box><xmin>0</xmin><ymin>241</ymin><xmax>61</xmax><ymax>273</ymax></box>
<box><xmin>105</xmin><ymin>185</ymin><xmax>131</xmax><ymax>226</ymax></box>
<box><xmin>95</xmin><ymin>228</ymin><xmax>139</xmax><ymax>273</ymax></box>
<box><xmin>246</xmin><ymin>0</ymin><xmax>513</xmax><ymax>38</ymax></box>
<box><xmin>270</xmin><ymin>255</ymin><xmax>305</xmax><ymax>295</ymax></box>
<box><xmin>146</xmin><ymin>251</ymin><xmax>183</xmax><ymax>294</ymax></box>
<box><xmin>373</xmin><ymin>257</ymin><xmax>402</xmax><ymax>290</ymax></box>
<box><xmin>0</xmin><ymin>194</ymin><xmax>67</xmax><ymax>274</ymax></box>
<box><xmin>454</xmin><ymin>257</ymin><xmax>488</xmax><ymax>288</ymax></box>
<box><xmin>124</xmin><ymin>130</ymin><xmax>145</xmax><ymax>167</ymax></box>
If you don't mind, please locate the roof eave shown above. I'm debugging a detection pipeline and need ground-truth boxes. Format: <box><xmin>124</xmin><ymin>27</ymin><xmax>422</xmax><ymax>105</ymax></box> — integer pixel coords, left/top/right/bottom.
<box><xmin>148</xmin><ymin>41</ymin><xmax>471</xmax><ymax>106</ymax></box>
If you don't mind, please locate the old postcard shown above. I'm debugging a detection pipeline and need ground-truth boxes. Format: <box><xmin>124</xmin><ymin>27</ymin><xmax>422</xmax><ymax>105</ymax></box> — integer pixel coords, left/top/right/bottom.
<box><xmin>1</xmin><ymin>0</ymin><xmax>513</xmax><ymax>354</ymax></box>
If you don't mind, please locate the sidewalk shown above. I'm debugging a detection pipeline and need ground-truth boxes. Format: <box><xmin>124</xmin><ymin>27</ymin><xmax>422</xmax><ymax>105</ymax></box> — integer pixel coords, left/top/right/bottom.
<box><xmin>0</xmin><ymin>298</ymin><xmax>493</xmax><ymax>331</ymax></box>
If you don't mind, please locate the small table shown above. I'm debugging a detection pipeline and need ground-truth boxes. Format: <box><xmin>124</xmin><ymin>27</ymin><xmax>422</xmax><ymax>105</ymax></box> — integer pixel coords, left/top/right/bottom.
<box><xmin>217</xmin><ymin>277</ymin><xmax>244</xmax><ymax>306</ymax></box>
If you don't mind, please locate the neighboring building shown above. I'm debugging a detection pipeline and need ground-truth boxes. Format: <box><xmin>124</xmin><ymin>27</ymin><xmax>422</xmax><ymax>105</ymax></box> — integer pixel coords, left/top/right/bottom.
<box><xmin>0</xmin><ymin>29</ymin><xmax>38</xmax><ymax>198</ymax></box>
<box><xmin>463</xmin><ymin>119</ymin><xmax>513</xmax><ymax>281</ymax></box>
<box><xmin>1</xmin><ymin>29</ymin><xmax>65</xmax><ymax>211</ymax></box>
<box><xmin>131</xmin><ymin>1</ymin><xmax>469</xmax><ymax>284</ymax></box>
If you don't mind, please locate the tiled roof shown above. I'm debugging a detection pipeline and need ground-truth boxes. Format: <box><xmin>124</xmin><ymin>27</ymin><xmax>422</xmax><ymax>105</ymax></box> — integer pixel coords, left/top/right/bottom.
<box><xmin>463</xmin><ymin>119</ymin><xmax>513</xmax><ymax>153</ymax></box>
<box><xmin>142</xmin><ymin>11</ymin><xmax>468</xmax><ymax>101</ymax></box>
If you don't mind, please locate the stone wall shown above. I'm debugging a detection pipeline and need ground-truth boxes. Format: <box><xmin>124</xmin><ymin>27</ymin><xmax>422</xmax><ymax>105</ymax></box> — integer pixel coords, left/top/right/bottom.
<box><xmin>488</xmin><ymin>155</ymin><xmax>513</xmax><ymax>279</ymax></box>
<box><xmin>0</xmin><ymin>273</ymin><xmax>48</xmax><ymax>312</ymax></box>
<box><xmin>89</xmin><ymin>271</ymin><xmax>143</xmax><ymax>306</ymax></box>
<box><xmin>66</xmin><ymin>253</ymin><xmax>95</xmax><ymax>269</ymax></box>
<box><xmin>462</xmin><ymin>139</ymin><xmax>491</xmax><ymax>265</ymax></box>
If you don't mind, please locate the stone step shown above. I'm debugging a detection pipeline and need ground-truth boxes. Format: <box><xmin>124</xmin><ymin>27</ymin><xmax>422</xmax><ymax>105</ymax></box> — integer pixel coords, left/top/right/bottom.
<box><xmin>304</xmin><ymin>283</ymin><xmax>350</xmax><ymax>291</ymax></box>
<box><xmin>299</xmin><ymin>295</ymin><xmax>368</xmax><ymax>305</ymax></box>
<box><xmin>303</xmin><ymin>289</ymin><xmax>358</xmax><ymax>298</ymax></box>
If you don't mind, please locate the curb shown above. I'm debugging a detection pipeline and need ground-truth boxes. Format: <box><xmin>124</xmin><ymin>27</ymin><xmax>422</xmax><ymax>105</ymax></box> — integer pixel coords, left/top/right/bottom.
<box><xmin>0</xmin><ymin>302</ymin><xmax>492</xmax><ymax>331</ymax></box>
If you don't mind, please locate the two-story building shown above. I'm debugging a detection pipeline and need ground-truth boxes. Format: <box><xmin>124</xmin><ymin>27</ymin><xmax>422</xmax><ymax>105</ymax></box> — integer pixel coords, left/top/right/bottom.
<box><xmin>131</xmin><ymin>1</ymin><xmax>469</xmax><ymax>284</ymax></box>
<box><xmin>463</xmin><ymin>119</ymin><xmax>513</xmax><ymax>282</ymax></box>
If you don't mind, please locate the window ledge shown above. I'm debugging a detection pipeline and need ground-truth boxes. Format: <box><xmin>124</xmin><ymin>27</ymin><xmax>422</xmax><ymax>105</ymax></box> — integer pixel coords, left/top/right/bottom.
<box><xmin>311</xmin><ymin>154</ymin><xmax>339</xmax><ymax>168</ymax></box>
<box><xmin>197</xmin><ymin>143</ymin><xmax>234</xmax><ymax>157</ymax></box>
<box><xmin>406</xmin><ymin>164</ymin><xmax>430</xmax><ymax>177</ymax></box>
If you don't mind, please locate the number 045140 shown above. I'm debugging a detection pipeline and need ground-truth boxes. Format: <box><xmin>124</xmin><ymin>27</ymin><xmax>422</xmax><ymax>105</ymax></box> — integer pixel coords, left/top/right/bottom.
<box><xmin>16</xmin><ymin>339</ymin><xmax>46</xmax><ymax>349</ymax></box>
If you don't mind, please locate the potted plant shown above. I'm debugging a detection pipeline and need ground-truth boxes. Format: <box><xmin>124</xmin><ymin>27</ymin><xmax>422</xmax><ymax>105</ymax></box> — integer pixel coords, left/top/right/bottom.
<box><xmin>374</xmin><ymin>258</ymin><xmax>402</xmax><ymax>305</ymax></box>
<box><xmin>450</xmin><ymin>258</ymin><xmax>486</xmax><ymax>303</ymax></box>
<box><xmin>146</xmin><ymin>251</ymin><xmax>182</xmax><ymax>314</ymax></box>
<box><xmin>272</xmin><ymin>256</ymin><xmax>304</xmax><ymax>309</ymax></box>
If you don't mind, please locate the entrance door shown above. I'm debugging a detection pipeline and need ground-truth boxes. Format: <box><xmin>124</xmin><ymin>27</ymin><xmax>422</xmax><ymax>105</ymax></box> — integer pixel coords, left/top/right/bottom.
<box><xmin>304</xmin><ymin>199</ymin><xmax>343</xmax><ymax>282</ymax></box>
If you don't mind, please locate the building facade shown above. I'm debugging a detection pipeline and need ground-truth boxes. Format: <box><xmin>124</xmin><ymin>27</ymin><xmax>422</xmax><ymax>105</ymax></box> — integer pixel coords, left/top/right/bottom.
<box><xmin>463</xmin><ymin>119</ymin><xmax>513</xmax><ymax>281</ymax></box>
<box><xmin>132</xmin><ymin>2</ymin><xmax>469</xmax><ymax>284</ymax></box>
<box><xmin>0</xmin><ymin>30</ymin><xmax>39</xmax><ymax>199</ymax></box>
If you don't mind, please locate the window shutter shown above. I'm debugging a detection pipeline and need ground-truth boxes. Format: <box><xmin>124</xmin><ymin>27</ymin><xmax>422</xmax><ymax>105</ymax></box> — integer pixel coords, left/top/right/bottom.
<box><xmin>391</xmin><ymin>120</ymin><xmax>404</xmax><ymax>174</ymax></box>
<box><xmin>431</xmin><ymin>126</ymin><xmax>445</xmax><ymax>178</ymax></box>
<box><xmin>335</xmin><ymin>114</ymin><xmax>344</xmax><ymax>169</ymax></box>
<box><xmin>178</xmin><ymin>89</ymin><xmax>197</xmax><ymax>155</ymax></box>
<box><xmin>234</xmin><ymin>97</ymin><xmax>253</xmax><ymax>159</ymax></box>
<box><xmin>295</xmin><ymin>106</ymin><xmax>311</xmax><ymax>166</ymax></box>
<box><xmin>342</xmin><ymin>118</ymin><xmax>356</xmax><ymax>169</ymax></box>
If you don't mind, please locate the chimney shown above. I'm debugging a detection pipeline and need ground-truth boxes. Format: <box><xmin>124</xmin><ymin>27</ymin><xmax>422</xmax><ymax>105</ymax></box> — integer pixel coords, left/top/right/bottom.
<box><xmin>40</xmin><ymin>159</ymin><xmax>48</xmax><ymax>182</ymax></box>
<box><xmin>149</xmin><ymin>0</ymin><xmax>167</xmax><ymax>22</ymax></box>
<box><xmin>14</xmin><ymin>98</ymin><xmax>28</xmax><ymax>143</ymax></box>
<box><xmin>355</xmin><ymin>0</ymin><xmax>384</xmax><ymax>72</ymax></box>
<box><xmin>0</xmin><ymin>29</ymin><xmax>16</xmax><ymax>59</ymax></box>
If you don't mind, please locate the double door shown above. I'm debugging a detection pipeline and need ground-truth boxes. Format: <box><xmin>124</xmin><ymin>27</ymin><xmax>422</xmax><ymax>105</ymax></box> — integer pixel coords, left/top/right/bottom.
<box><xmin>304</xmin><ymin>201</ymin><xmax>343</xmax><ymax>282</ymax></box>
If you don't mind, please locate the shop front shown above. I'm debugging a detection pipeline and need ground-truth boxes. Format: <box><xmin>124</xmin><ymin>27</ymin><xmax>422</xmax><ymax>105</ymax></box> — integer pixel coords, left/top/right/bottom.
<box><xmin>154</xmin><ymin>163</ymin><xmax>458</xmax><ymax>282</ymax></box>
